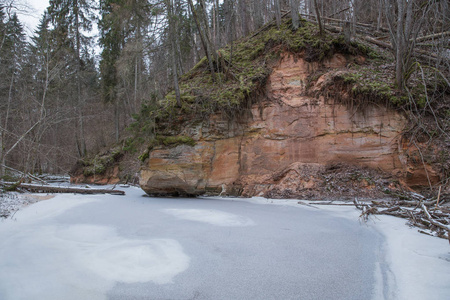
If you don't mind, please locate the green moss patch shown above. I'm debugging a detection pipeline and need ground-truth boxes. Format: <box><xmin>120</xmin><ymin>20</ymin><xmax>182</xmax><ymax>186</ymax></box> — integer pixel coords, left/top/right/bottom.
<box><xmin>158</xmin><ymin>135</ymin><xmax>196</xmax><ymax>147</ymax></box>
<box><xmin>81</xmin><ymin>148</ymin><xmax>122</xmax><ymax>177</ymax></box>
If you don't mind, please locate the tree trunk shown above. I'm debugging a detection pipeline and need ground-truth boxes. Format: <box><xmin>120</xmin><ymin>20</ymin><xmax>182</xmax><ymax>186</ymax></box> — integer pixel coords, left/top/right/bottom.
<box><xmin>214</xmin><ymin>0</ymin><xmax>221</xmax><ymax>49</ymax></box>
<box><xmin>384</xmin><ymin>0</ymin><xmax>434</xmax><ymax>91</ymax></box>
<box><xmin>239</xmin><ymin>0</ymin><xmax>249</xmax><ymax>36</ymax></box>
<box><xmin>167</xmin><ymin>0</ymin><xmax>181</xmax><ymax>106</ymax></box>
<box><xmin>225</xmin><ymin>0</ymin><xmax>235</xmax><ymax>44</ymax></box>
<box><xmin>290</xmin><ymin>0</ymin><xmax>299</xmax><ymax>29</ymax></box>
<box><xmin>377</xmin><ymin>0</ymin><xmax>383</xmax><ymax>31</ymax></box>
<box><xmin>0</xmin><ymin>131</ymin><xmax>4</xmax><ymax>177</ymax></box>
<box><xmin>114</xmin><ymin>98</ymin><xmax>120</xmax><ymax>143</ymax></box>
<box><xmin>187</xmin><ymin>0</ymin><xmax>217</xmax><ymax>82</ymax></box>
<box><xmin>313</xmin><ymin>0</ymin><xmax>324</xmax><ymax>35</ymax></box>
<box><xmin>252</xmin><ymin>0</ymin><xmax>264</xmax><ymax>29</ymax></box>
<box><xmin>171</xmin><ymin>39</ymin><xmax>181</xmax><ymax>107</ymax></box>
<box><xmin>274</xmin><ymin>0</ymin><xmax>282</xmax><ymax>28</ymax></box>
<box><xmin>1</xmin><ymin>71</ymin><xmax>15</xmax><ymax>177</ymax></box>
<box><xmin>74</xmin><ymin>1</ymin><xmax>86</xmax><ymax>157</ymax></box>
<box><xmin>0</xmin><ymin>156</ymin><xmax>6</xmax><ymax>178</ymax></box>
<box><xmin>395</xmin><ymin>0</ymin><xmax>405</xmax><ymax>90</ymax></box>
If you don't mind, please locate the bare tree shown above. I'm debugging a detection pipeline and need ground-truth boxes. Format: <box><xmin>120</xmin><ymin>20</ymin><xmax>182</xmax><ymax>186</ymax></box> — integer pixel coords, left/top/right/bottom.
<box><xmin>384</xmin><ymin>0</ymin><xmax>435</xmax><ymax>90</ymax></box>
<box><xmin>313</xmin><ymin>0</ymin><xmax>323</xmax><ymax>35</ymax></box>
<box><xmin>238</xmin><ymin>0</ymin><xmax>249</xmax><ymax>36</ymax></box>
<box><xmin>290</xmin><ymin>0</ymin><xmax>299</xmax><ymax>29</ymax></box>
<box><xmin>187</xmin><ymin>0</ymin><xmax>218</xmax><ymax>82</ymax></box>
<box><xmin>167</xmin><ymin>0</ymin><xmax>181</xmax><ymax>106</ymax></box>
<box><xmin>274</xmin><ymin>0</ymin><xmax>282</xmax><ymax>28</ymax></box>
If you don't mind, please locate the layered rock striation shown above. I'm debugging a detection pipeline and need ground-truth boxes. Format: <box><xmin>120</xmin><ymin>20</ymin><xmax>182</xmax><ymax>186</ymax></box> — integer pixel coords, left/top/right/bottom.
<box><xmin>140</xmin><ymin>52</ymin><xmax>437</xmax><ymax>198</ymax></box>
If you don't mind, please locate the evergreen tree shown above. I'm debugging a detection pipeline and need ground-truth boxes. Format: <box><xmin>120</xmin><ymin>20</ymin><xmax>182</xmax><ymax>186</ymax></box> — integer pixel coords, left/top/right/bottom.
<box><xmin>0</xmin><ymin>5</ymin><xmax>6</xmax><ymax>53</ymax></box>
<box><xmin>47</xmin><ymin>0</ymin><xmax>96</xmax><ymax>156</ymax></box>
<box><xmin>100</xmin><ymin>0</ymin><xmax>153</xmax><ymax>141</ymax></box>
<box><xmin>116</xmin><ymin>0</ymin><xmax>152</xmax><ymax>116</ymax></box>
<box><xmin>0</xmin><ymin>12</ymin><xmax>27</xmax><ymax>176</ymax></box>
<box><xmin>99</xmin><ymin>0</ymin><xmax>126</xmax><ymax>142</ymax></box>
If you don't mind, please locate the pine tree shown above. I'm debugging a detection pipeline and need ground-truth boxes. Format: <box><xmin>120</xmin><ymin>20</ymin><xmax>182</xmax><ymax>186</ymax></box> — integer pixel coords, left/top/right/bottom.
<box><xmin>47</xmin><ymin>0</ymin><xmax>96</xmax><ymax>157</ymax></box>
<box><xmin>99</xmin><ymin>0</ymin><xmax>126</xmax><ymax>142</ymax></box>
<box><xmin>0</xmin><ymin>12</ymin><xmax>27</xmax><ymax>176</ymax></box>
<box><xmin>0</xmin><ymin>5</ymin><xmax>6</xmax><ymax>54</ymax></box>
<box><xmin>116</xmin><ymin>0</ymin><xmax>152</xmax><ymax>116</ymax></box>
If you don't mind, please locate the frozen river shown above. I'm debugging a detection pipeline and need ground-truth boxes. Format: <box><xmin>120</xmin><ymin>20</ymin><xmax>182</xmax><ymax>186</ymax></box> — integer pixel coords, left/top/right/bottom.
<box><xmin>0</xmin><ymin>187</ymin><xmax>449</xmax><ymax>300</ymax></box>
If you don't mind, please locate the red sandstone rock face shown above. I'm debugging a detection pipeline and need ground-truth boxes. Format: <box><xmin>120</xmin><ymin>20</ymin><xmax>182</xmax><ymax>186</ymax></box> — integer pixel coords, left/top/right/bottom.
<box><xmin>140</xmin><ymin>53</ymin><xmax>437</xmax><ymax>197</ymax></box>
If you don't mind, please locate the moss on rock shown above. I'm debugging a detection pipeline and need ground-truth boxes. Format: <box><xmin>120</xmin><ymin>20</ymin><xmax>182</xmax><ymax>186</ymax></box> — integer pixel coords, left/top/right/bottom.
<box><xmin>80</xmin><ymin>148</ymin><xmax>123</xmax><ymax>177</ymax></box>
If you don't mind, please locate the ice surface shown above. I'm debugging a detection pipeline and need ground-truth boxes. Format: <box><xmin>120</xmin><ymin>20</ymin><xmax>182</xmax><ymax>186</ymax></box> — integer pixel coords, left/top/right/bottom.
<box><xmin>57</xmin><ymin>225</ymin><xmax>189</xmax><ymax>284</ymax></box>
<box><xmin>0</xmin><ymin>191</ymin><xmax>190</xmax><ymax>300</ymax></box>
<box><xmin>306</xmin><ymin>203</ymin><xmax>450</xmax><ymax>300</ymax></box>
<box><xmin>0</xmin><ymin>188</ymin><xmax>449</xmax><ymax>300</ymax></box>
<box><xmin>163</xmin><ymin>208</ymin><xmax>255</xmax><ymax>226</ymax></box>
<box><xmin>370</xmin><ymin>214</ymin><xmax>450</xmax><ymax>300</ymax></box>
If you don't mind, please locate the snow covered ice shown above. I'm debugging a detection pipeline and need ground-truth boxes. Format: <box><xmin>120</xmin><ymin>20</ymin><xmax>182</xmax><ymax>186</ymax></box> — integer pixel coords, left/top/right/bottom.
<box><xmin>163</xmin><ymin>208</ymin><xmax>255</xmax><ymax>227</ymax></box>
<box><xmin>0</xmin><ymin>187</ymin><xmax>449</xmax><ymax>299</ymax></box>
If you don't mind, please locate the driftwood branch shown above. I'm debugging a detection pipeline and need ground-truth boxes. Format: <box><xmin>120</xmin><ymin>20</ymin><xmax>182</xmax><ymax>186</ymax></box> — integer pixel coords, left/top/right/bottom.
<box><xmin>421</xmin><ymin>203</ymin><xmax>450</xmax><ymax>233</ymax></box>
<box><xmin>352</xmin><ymin>193</ymin><xmax>450</xmax><ymax>243</ymax></box>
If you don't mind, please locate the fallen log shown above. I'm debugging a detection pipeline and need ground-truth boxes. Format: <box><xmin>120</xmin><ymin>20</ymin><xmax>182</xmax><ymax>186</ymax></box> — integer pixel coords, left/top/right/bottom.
<box><xmin>16</xmin><ymin>183</ymin><xmax>125</xmax><ymax>195</ymax></box>
<box><xmin>415</xmin><ymin>31</ymin><xmax>450</xmax><ymax>43</ymax></box>
<box><xmin>359</xmin><ymin>35</ymin><xmax>445</xmax><ymax>62</ymax></box>
<box><xmin>299</xmin><ymin>13</ymin><xmax>389</xmax><ymax>32</ymax></box>
<box><xmin>307</xmin><ymin>201</ymin><xmax>365</xmax><ymax>206</ymax></box>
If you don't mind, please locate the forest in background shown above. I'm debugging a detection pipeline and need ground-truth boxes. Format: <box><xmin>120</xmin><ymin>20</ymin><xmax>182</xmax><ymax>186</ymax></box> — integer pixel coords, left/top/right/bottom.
<box><xmin>0</xmin><ymin>0</ymin><xmax>449</xmax><ymax>178</ymax></box>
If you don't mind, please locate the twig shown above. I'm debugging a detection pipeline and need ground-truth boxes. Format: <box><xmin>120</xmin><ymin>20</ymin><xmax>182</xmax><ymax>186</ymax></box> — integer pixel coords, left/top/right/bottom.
<box><xmin>412</xmin><ymin>140</ymin><xmax>433</xmax><ymax>189</ymax></box>
<box><xmin>421</xmin><ymin>203</ymin><xmax>450</xmax><ymax>233</ymax></box>
<box><xmin>436</xmin><ymin>185</ymin><xmax>442</xmax><ymax>208</ymax></box>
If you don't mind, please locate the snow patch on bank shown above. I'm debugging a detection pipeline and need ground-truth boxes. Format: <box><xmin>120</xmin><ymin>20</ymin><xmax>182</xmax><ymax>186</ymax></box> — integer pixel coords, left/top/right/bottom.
<box><xmin>163</xmin><ymin>208</ymin><xmax>255</xmax><ymax>226</ymax></box>
<box><xmin>9</xmin><ymin>195</ymin><xmax>100</xmax><ymax>222</ymax></box>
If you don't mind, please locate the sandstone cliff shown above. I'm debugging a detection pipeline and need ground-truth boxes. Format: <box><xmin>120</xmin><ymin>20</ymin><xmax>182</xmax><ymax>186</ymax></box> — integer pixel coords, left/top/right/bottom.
<box><xmin>71</xmin><ymin>19</ymin><xmax>446</xmax><ymax>199</ymax></box>
<box><xmin>140</xmin><ymin>50</ymin><xmax>439</xmax><ymax>198</ymax></box>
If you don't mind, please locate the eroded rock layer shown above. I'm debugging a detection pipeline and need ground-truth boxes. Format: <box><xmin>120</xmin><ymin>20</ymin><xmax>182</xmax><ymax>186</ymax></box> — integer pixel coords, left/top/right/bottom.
<box><xmin>140</xmin><ymin>53</ymin><xmax>438</xmax><ymax>198</ymax></box>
